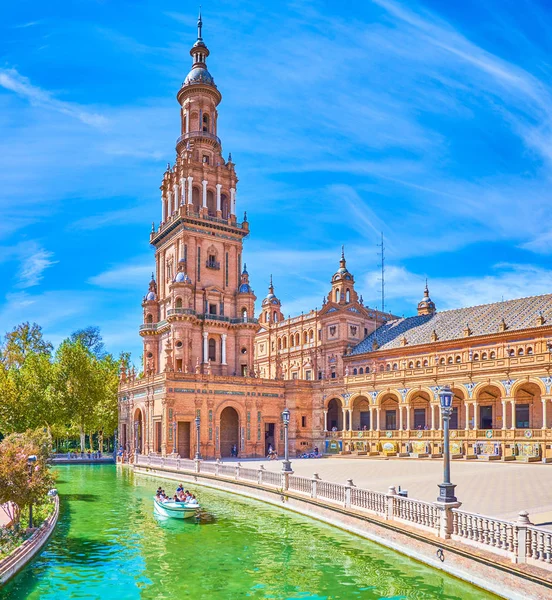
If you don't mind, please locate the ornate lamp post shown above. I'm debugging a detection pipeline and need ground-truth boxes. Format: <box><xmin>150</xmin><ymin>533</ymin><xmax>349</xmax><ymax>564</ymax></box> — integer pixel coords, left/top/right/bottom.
<box><xmin>438</xmin><ymin>385</ymin><xmax>457</xmax><ymax>503</ymax></box>
<box><xmin>281</xmin><ymin>407</ymin><xmax>292</xmax><ymax>472</ymax></box>
<box><xmin>172</xmin><ymin>419</ymin><xmax>177</xmax><ymax>455</ymax></box>
<box><xmin>27</xmin><ymin>455</ymin><xmax>37</xmax><ymax>528</ymax></box>
<box><xmin>195</xmin><ymin>415</ymin><xmax>201</xmax><ymax>460</ymax></box>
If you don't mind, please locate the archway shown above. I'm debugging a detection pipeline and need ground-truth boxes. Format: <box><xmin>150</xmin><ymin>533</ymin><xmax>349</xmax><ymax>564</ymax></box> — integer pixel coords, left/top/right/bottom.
<box><xmin>380</xmin><ymin>394</ymin><xmax>399</xmax><ymax>430</ymax></box>
<box><xmin>409</xmin><ymin>391</ymin><xmax>431</xmax><ymax>430</ymax></box>
<box><xmin>327</xmin><ymin>398</ymin><xmax>343</xmax><ymax>431</ymax></box>
<box><xmin>134</xmin><ymin>409</ymin><xmax>144</xmax><ymax>454</ymax></box>
<box><xmin>476</xmin><ymin>385</ymin><xmax>502</xmax><ymax>429</ymax></box>
<box><xmin>220</xmin><ymin>406</ymin><xmax>239</xmax><ymax>457</ymax></box>
<box><xmin>513</xmin><ymin>382</ymin><xmax>542</xmax><ymax>429</ymax></box>
<box><xmin>351</xmin><ymin>396</ymin><xmax>370</xmax><ymax>430</ymax></box>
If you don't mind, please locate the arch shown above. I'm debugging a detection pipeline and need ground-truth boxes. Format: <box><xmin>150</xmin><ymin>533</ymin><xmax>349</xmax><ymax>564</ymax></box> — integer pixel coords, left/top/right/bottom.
<box><xmin>513</xmin><ymin>381</ymin><xmax>543</xmax><ymax>428</ymax></box>
<box><xmin>208</xmin><ymin>338</ymin><xmax>216</xmax><ymax>362</ymax></box>
<box><xmin>335</xmin><ymin>289</ymin><xmax>339</xmax><ymax>302</ymax></box>
<box><xmin>415</xmin><ymin>360</ymin><xmax>421</xmax><ymax>368</ymax></box>
<box><xmin>327</xmin><ymin>398</ymin><xmax>343</xmax><ymax>430</ymax></box>
<box><xmin>273</xmin><ymin>312</ymin><xmax>279</xmax><ymax>323</ymax></box>
<box><xmin>518</xmin><ymin>347</ymin><xmax>524</xmax><ymax>356</ymax></box>
<box><xmin>309</xmin><ymin>329</ymin><xmax>314</xmax><ymax>342</ymax></box>
<box><xmin>447</xmin><ymin>356</ymin><xmax>453</xmax><ymax>364</ymax></box>
<box><xmin>192</xmin><ymin>186</ymin><xmax>201</xmax><ymax>211</ymax></box>
<box><xmin>133</xmin><ymin>408</ymin><xmax>144</xmax><ymax>454</ymax></box>
<box><xmin>303</xmin><ymin>331</ymin><xmax>308</xmax><ymax>344</ymax></box>
<box><xmin>475</xmin><ymin>384</ymin><xmax>504</xmax><ymax>429</ymax></box>
<box><xmin>481</xmin><ymin>351</ymin><xmax>488</xmax><ymax>360</ymax></box>
<box><xmin>490</xmin><ymin>351</ymin><xmax>496</xmax><ymax>359</ymax></box>
<box><xmin>241</xmin><ymin>307</ymin><xmax>248</xmax><ymax>320</ymax></box>
<box><xmin>175</xmin><ymin>297</ymin><xmax>182</xmax><ymax>309</ymax></box>
<box><xmin>295</xmin><ymin>333</ymin><xmax>300</xmax><ymax>347</ymax></box>
<box><xmin>510</xmin><ymin>377</ymin><xmax>546</xmax><ymax>398</ymax></box>
<box><xmin>278</xmin><ymin>338</ymin><xmax>282</xmax><ymax>350</ymax></box>
<box><xmin>455</xmin><ymin>355</ymin><xmax>461</xmax><ymax>363</ymax></box>
<box><xmin>221</xmin><ymin>193</ymin><xmax>229</xmax><ymax>219</ymax></box>
<box><xmin>408</xmin><ymin>361</ymin><xmax>414</xmax><ymax>369</ymax></box>
<box><xmin>423</xmin><ymin>359</ymin><xmax>429</xmax><ymax>367</ymax></box>
<box><xmin>351</xmin><ymin>395</ymin><xmax>371</xmax><ymax>430</ymax></box>
<box><xmin>282</xmin><ymin>337</ymin><xmax>287</xmax><ymax>349</ymax></box>
<box><xmin>409</xmin><ymin>390</ymin><xmax>431</xmax><ymax>430</ymax></box>
<box><xmin>359</xmin><ymin>367</ymin><xmax>364</xmax><ymax>374</ymax></box>
<box><xmin>376</xmin><ymin>389</ymin><xmax>401</xmax><ymax>405</ymax></box>
<box><xmin>353</xmin><ymin>368</ymin><xmax>358</xmax><ymax>375</ymax></box>
<box><xmin>380</xmin><ymin>393</ymin><xmax>399</xmax><ymax>430</ymax></box>
<box><xmin>346</xmin><ymin>289</ymin><xmax>351</xmax><ymax>303</ymax></box>
<box><xmin>202</xmin><ymin>113</ymin><xmax>210</xmax><ymax>132</ymax></box>
<box><xmin>219</xmin><ymin>406</ymin><xmax>239</xmax><ymax>457</ymax></box>
<box><xmin>207</xmin><ymin>190</ymin><xmax>216</xmax><ymax>216</ymax></box>
<box><xmin>365</xmin><ymin>366</ymin><xmax>370</xmax><ymax>373</ymax></box>
<box><xmin>439</xmin><ymin>358</ymin><xmax>445</xmax><ymax>365</ymax></box>
<box><xmin>473</xmin><ymin>353</ymin><xmax>479</xmax><ymax>361</ymax></box>
<box><xmin>527</xmin><ymin>346</ymin><xmax>534</xmax><ymax>355</ymax></box>
<box><xmin>146</xmin><ymin>314</ymin><xmax>153</xmax><ymax>324</ymax></box>
<box><xmin>386</xmin><ymin>363</ymin><xmax>391</xmax><ymax>371</ymax></box>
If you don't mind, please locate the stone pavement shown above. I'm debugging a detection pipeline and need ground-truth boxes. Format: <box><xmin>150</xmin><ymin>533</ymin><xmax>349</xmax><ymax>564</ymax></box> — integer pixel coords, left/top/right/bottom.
<box><xmin>220</xmin><ymin>457</ymin><xmax>552</xmax><ymax>524</ymax></box>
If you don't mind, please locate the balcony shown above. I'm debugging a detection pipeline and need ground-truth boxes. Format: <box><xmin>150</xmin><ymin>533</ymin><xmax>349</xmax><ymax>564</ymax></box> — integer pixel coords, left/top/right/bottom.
<box><xmin>176</xmin><ymin>130</ymin><xmax>221</xmax><ymax>149</ymax></box>
<box><xmin>167</xmin><ymin>308</ymin><xmax>196</xmax><ymax>317</ymax></box>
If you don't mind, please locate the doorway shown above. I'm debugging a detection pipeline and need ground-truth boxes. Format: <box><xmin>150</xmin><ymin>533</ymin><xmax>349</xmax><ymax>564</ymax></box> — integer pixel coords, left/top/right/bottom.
<box><xmin>177</xmin><ymin>421</ymin><xmax>191</xmax><ymax>458</ymax></box>
<box><xmin>360</xmin><ymin>411</ymin><xmax>370</xmax><ymax>429</ymax></box>
<box><xmin>265</xmin><ymin>422</ymin><xmax>275</xmax><ymax>455</ymax></box>
<box><xmin>480</xmin><ymin>406</ymin><xmax>493</xmax><ymax>429</ymax></box>
<box><xmin>220</xmin><ymin>407</ymin><xmax>239</xmax><ymax>457</ymax></box>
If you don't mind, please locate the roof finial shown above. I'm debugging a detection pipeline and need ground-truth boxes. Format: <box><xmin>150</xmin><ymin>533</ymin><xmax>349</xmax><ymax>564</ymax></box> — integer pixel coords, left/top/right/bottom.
<box><xmin>197</xmin><ymin>6</ymin><xmax>203</xmax><ymax>41</ymax></box>
<box><xmin>424</xmin><ymin>278</ymin><xmax>429</xmax><ymax>296</ymax></box>
<box><xmin>341</xmin><ymin>245</ymin><xmax>345</xmax><ymax>260</ymax></box>
<box><xmin>151</xmin><ymin>272</ymin><xmax>155</xmax><ymax>280</ymax></box>
<box><xmin>269</xmin><ymin>274</ymin><xmax>273</xmax><ymax>291</ymax></box>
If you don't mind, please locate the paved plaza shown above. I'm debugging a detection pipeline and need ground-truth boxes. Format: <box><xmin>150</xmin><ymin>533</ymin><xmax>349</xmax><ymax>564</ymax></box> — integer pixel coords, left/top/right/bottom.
<box><xmin>220</xmin><ymin>457</ymin><xmax>552</xmax><ymax>525</ymax></box>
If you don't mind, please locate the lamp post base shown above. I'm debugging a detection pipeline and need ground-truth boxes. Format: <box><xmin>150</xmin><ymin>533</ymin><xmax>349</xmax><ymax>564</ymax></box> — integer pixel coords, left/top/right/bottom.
<box><xmin>437</xmin><ymin>483</ymin><xmax>457</xmax><ymax>503</ymax></box>
<box><xmin>282</xmin><ymin>459</ymin><xmax>293</xmax><ymax>473</ymax></box>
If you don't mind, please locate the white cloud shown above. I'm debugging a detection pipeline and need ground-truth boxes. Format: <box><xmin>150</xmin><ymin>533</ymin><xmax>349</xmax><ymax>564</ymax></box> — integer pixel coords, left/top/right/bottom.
<box><xmin>89</xmin><ymin>261</ymin><xmax>152</xmax><ymax>289</ymax></box>
<box><xmin>17</xmin><ymin>247</ymin><xmax>57</xmax><ymax>289</ymax></box>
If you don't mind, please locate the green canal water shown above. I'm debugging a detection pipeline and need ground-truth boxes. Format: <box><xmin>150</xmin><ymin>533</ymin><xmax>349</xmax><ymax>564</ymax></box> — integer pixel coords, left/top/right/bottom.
<box><xmin>1</xmin><ymin>465</ymin><xmax>499</xmax><ymax>600</ymax></box>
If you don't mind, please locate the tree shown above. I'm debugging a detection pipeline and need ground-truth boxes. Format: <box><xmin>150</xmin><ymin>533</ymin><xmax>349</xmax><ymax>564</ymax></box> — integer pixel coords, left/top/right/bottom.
<box><xmin>1</xmin><ymin>323</ymin><xmax>52</xmax><ymax>369</ymax></box>
<box><xmin>92</xmin><ymin>354</ymin><xmax>119</xmax><ymax>451</ymax></box>
<box><xmin>53</xmin><ymin>340</ymin><xmax>104</xmax><ymax>452</ymax></box>
<box><xmin>69</xmin><ymin>326</ymin><xmax>105</xmax><ymax>359</ymax></box>
<box><xmin>0</xmin><ymin>431</ymin><xmax>54</xmax><ymax>526</ymax></box>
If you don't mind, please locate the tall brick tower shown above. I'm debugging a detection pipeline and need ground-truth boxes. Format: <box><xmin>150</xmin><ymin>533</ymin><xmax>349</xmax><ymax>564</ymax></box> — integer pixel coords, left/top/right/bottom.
<box><xmin>141</xmin><ymin>12</ymin><xmax>257</xmax><ymax>378</ymax></box>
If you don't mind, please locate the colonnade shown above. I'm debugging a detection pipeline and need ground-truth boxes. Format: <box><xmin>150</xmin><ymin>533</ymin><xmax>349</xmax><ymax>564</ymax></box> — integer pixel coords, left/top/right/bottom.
<box><xmin>161</xmin><ymin>179</ymin><xmax>236</xmax><ymax>221</ymax></box>
<box><xmin>202</xmin><ymin>331</ymin><xmax>228</xmax><ymax>365</ymax></box>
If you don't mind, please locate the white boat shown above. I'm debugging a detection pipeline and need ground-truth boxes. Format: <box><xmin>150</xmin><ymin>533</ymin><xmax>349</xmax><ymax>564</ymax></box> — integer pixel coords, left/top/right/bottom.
<box><xmin>153</xmin><ymin>497</ymin><xmax>200</xmax><ymax>519</ymax></box>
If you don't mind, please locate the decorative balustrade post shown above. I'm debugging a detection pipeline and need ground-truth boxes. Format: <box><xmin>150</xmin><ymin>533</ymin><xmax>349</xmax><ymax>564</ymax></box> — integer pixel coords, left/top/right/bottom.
<box><xmin>281</xmin><ymin>471</ymin><xmax>291</xmax><ymax>491</ymax></box>
<box><xmin>195</xmin><ymin>458</ymin><xmax>201</xmax><ymax>474</ymax></box>
<box><xmin>515</xmin><ymin>510</ymin><xmax>532</xmax><ymax>564</ymax></box>
<box><xmin>161</xmin><ymin>457</ymin><xmax>165</xmax><ymax>468</ymax></box>
<box><xmin>435</xmin><ymin>500</ymin><xmax>462</xmax><ymax>539</ymax></box>
<box><xmin>176</xmin><ymin>458</ymin><xmax>181</xmax><ymax>470</ymax></box>
<box><xmin>345</xmin><ymin>478</ymin><xmax>354</xmax><ymax>509</ymax></box>
<box><xmin>236</xmin><ymin>462</ymin><xmax>241</xmax><ymax>480</ymax></box>
<box><xmin>258</xmin><ymin>465</ymin><xmax>265</xmax><ymax>485</ymax></box>
<box><xmin>215</xmin><ymin>458</ymin><xmax>220</xmax><ymax>477</ymax></box>
<box><xmin>386</xmin><ymin>486</ymin><xmax>397</xmax><ymax>521</ymax></box>
<box><xmin>312</xmin><ymin>473</ymin><xmax>320</xmax><ymax>499</ymax></box>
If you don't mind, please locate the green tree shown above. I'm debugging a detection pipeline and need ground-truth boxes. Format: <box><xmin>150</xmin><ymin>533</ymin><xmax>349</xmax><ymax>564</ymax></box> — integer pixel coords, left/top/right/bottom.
<box><xmin>0</xmin><ymin>431</ymin><xmax>54</xmax><ymax>526</ymax></box>
<box><xmin>69</xmin><ymin>326</ymin><xmax>106</xmax><ymax>359</ymax></box>
<box><xmin>1</xmin><ymin>323</ymin><xmax>52</xmax><ymax>369</ymax></box>
<box><xmin>92</xmin><ymin>354</ymin><xmax>119</xmax><ymax>451</ymax></box>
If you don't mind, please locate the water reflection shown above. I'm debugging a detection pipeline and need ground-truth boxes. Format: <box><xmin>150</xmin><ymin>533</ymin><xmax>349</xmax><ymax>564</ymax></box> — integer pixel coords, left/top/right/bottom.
<box><xmin>1</xmin><ymin>465</ymin><xmax>498</xmax><ymax>600</ymax></box>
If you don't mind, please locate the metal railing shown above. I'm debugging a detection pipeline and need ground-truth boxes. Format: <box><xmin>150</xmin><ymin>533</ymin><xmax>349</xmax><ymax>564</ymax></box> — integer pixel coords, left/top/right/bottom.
<box><xmin>176</xmin><ymin>131</ymin><xmax>221</xmax><ymax>147</ymax></box>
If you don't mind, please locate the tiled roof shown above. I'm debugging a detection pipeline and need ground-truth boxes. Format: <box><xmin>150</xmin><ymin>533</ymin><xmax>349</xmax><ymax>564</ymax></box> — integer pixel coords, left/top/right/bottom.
<box><xmin>350</xmin><ymin>293</ymin><xmax>552</xmax><ymax>355</ymax></box>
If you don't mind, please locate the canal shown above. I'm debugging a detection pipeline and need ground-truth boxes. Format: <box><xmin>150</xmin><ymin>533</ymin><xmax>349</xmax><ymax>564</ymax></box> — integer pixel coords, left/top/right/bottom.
<box><xmin>1</xmin><ymin>465</ymin><xmax>499</xmax><ymax>599</ymax></box>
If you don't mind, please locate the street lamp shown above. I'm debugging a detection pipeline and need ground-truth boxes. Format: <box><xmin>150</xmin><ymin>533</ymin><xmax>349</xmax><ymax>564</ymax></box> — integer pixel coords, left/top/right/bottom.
<box><xmin>437</xmin><ymin>385</ymin><xmax>457</xmax><ymax>503</ymax></box>
<box><xmin>172</xmin><ymin>419</ymin><xmax>177</xmax><ymax>455</ymax></box>
<box><xmin>27</xmin><ymin>455</ymin><xmax>37</xmax><ymax>529</ymax></box>
<box><xmin>281</xmin><ymin>407</ymin><xmax>292</xmax><ymax>473</ymax></box>
<box><xmin>195</xmin><ymin>415</ymin><xmax>201</xmax><ymax>460</ymax></box>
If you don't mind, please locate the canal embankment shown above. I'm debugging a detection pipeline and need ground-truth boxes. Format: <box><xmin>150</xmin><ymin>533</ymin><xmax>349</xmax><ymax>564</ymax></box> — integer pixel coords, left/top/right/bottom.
<box><xmin>0</xmin><ymin>495</ymin><xmax>59</xmax><ymax>585</ymax></box>
<box><xmin>134</xmin><ymin>456</ymin><xmax>552</xmax><ymax>600</ymax></box>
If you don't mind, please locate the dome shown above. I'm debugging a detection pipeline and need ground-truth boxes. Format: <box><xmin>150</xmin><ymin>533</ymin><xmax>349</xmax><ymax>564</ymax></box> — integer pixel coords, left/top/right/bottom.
<box><xmin>183</xmin><ymin>66</ymin><xmax>215</xmax><ymax>87</ymax></box>
<box><xmin>239</xmin><ymin>283</ymin><xmax>252</xmax><ymax>293</ymax></box>
<box><xmin>146</xmin><ymin>291</ymin><xmax>156</xmax><ymax>301</ymax></box>
<box><xmin>174</xmin><ymin>272</ymin><xmax>186</xmax><ymax>283</ymax></box>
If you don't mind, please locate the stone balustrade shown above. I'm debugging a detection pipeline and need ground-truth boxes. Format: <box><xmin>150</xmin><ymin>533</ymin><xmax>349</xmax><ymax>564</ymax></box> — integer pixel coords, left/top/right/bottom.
<box><xmin>136</xmin><ymin>454</ymin><xmax>552</xmax><ymax>574</ymax></box>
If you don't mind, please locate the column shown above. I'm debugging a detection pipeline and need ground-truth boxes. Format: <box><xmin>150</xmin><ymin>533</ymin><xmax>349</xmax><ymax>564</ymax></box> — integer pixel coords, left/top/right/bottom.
<box><xmin>341</xmin><ymin>409</ymin><xmax>346</xmax><ymax>431</ymax></box>
<box><xmin>173</xmin><ymin>184</ymin><xmax>179</xmax><ymax>213</ymax></box>
<box><xmin>180</xmin><ymin>178</ymin><xmax>186</xmax><ymax>205</ymax></box>
<box><xmin>230</xmin><ymin>187</ymin><xmax>236</xmax><ymax>216</ymax></box>
<box><xmin>464</xmin><ymin>403</ymin><xmax>469</xmax><ymax>431</ymax></box>
<box><xmin>187</xmin><ymin>176</ymin><xmax>193</xmax><ymax>205</ymax></box>
<box><xmin>369</xmin><ymin>407</ymin><xmax>374</xmax><ymax>431</ymax></box>
<box><xmin>399</xmin><ymin>406</ymin><xmax>403</xmax><ymax>430</ymax></box>
<box><xmin>542</xmin><ymin>398</ymin><xmax>547</xmax><ymax>430</ymax></box>
<box><xmin>502</xmin><ymin>400</ymin><xmax>507</xmax><ymax>430</ymax></box>
<box><xmin>406</xmin><ymin>405</ymin><xmax>411</xmax><ymax>430</ymax></box>
<box><xmin>161</xmin><ymin>191</ymin><xmax>166</xmax><ymax>222</ymax></box>
<box><xmin>431</xmin><ymin>404</ymin><xmax>436</xmax><ymax>430</ymax></box>
<box><xmin>323</xmin><ymin>410</ymin><xmax>328</xmax><ymax>432</ymax></box>
<box><xmin>202</xmin><ymin>331</ymin><xmax>208</xmax><ymax>364</ymax></box>
<box><xmin>473</xmin><ymin>402</ymin><xmax>479</xmax><ymax>430</ymax></box>
<box><xmin>510</xmin><ymin>400</ymin><xmax>515</xmax><ymax>430</ymax></box>
<box><xmin>202</xmin><ymin>180</ymin><xmax>208</xmax><ymax>209</ymax></box>
<box><xmin>221</xmin><ymin>334</ymin><xmax>227</xmax><ymax>365</ymax></box>
<box><xmin>216</xmin><ymin>183</ymin><xmax>222</xmax><ymax>213</ymax></box>
<box><xmin>376</xmin><ymin>408</ymin><xmax>380</xmax><ymax>431</ymax></box>
<box><xmin>167</xmin><ymin>191</ymin><xmax>173</xmax><ymax>216</ymax></box>
<box><xmin>348</xmin><ymin>409</ymin><xmax>353</xmax><ymax>431</ymax></box>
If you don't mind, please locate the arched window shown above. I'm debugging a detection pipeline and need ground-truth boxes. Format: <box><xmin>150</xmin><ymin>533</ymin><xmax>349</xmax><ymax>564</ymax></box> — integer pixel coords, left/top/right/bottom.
<box><xmin>346</xmin><ymin>289</ymin><xmax>350</xmax><ymax>303</ymax></box>
<box><xmin>295</xmin><ymin>333</ymin><xmax>300</xmax><ymax>346</ymax></box>
<box><xmin>303</xmin><ymin>331</ymin><xmax>308</xmax><ymax>344</ymax></box>
<box><xmin>423</xmin><ymin>359</ymin><xmax>428</xmax><ymax>367</ymax></box>
<box><xmin>283</xmin><ymin>337</ymin><xmax>287</xmax><ymax>349</ymax></box>
<box><xmin>379</xmin><ymin>364</ymin><xmax>384</xmax><ymax>372</ymax></box>
<box><xmin>278</xmin><ymin>338</ymin><xmax>282</xmax><ymax>350</ymax></box>
<box><xmin>408</xmin><ymin>361</ymin><xmax>414</xmax><ymax>368</ymax></box>
<box><xmin>416</xmin><ymin>361</ymin><xmax>421</xmax><ymax>368</ymax></box>
<box><xmin>192</xmin><ymin>186</ymin><xmax>201</xmax><ymax>211</ymax></box>
<box><xmin>359</xmin><ymin>367</ymin><xmax>364</xmax><ymax>374</ymax></box>
<box><xmin>366</xmin><ymin>366</ymin><xmax>370</xmax><ymax>373</ymax></box>
<box><xmin>509</xmin><ymin>349</ymin><xmax>515</xmax><ymax>357</ymax></box>
<box><xmin>309</xmin><ymin>329</ymin><xmax>314</xmax><ymax>341</ymax></box>
<box><xmin>353</xmin><ymin>368</ymin><xmax>358</xmax><ymax>375</ymax></box>
<box><xmin>518</xmin><ymin>348</ymin><xmax>524</xmax><ymax>356</ymax></box>
<box><xmin>207</xmin><ymin>190</ymin><xmax>216</xmax><ymax>216</ymax></box>
<box><xmin>393</xmin><ymin>363</ymin><xmax>398</xmax><ymax>370</ymax></box>
<box><xmin>455</xmin><ymin>355</ymin><xmax>461</xmax><ymax>363</ymax></box>
<box><xmin>447</xmin><ymin>356</ymin><xmax>453</xmax><ymax>364</ymax></box>
<box><xmin>202</xmin><ymin>113</ymin><xmax>210</xmax><ymax>132</ymax></box>
<box><xmin>335</xmin><ymin>289</ymin><xmax>339</xmax><ymax>302</ymax></box>
<box><xmin>175</xmin><ymin>298</ymin><xmax>182</xmax><ymax>308</ymax></box>
<box><xmin>527</xmin><ymin>347</ymin><xmax>533</xmax><ymax>355</ymax></box>
<box><xmin>208</xmin><ymin>338</ymin><xmax>216</xmax><ymax>361</ymax></box>
<box><xmin>146</xmin><ymin>314</ymin><xmax>153</xmax><ymax>324</ymax></box>
<box><xmin>221</xmin><ymin>193</ymin><xmax>229</xmax><ymax>219</ymax></box>
<box><xmin>473</xmin><ymin>353</ymin><xmax>479</xmax><ymax>361</ymax></box>
<box><xmin>440</xmin><ymin>358</ymin><xmax>446</xmax><ymax>365</ymax></box>
<box><xmin>490</xmin><ymin>351</ymin><xmax>496</xmax><ymax>359</ymax></box>
<box><xmin>241</xmin><ymin>308</ymin><xmax>248</xmax><ymax>321</ymax></box>
<box><xmin>273</xmin><ymin>312</ymin><xmax>279</xmax><ymax>323</ymax></box>
<box><xmin>481</xmin><ymin>352</ymin><xmax>487</xmax><ymax>360</ymax></box>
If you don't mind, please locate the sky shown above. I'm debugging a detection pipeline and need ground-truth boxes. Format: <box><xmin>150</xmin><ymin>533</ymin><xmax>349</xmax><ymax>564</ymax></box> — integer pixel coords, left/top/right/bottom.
<box><xmin>2</xmin><ymin>0</ymin><xmax>552</xmax><ymax>362</ymax></box>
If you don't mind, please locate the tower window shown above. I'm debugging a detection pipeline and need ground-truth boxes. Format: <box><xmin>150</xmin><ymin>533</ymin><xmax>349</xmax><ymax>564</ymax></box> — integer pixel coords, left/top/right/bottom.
<box><xmin>203</xmin><ymin>155</ymin><xmax>210</xmax><ymax>164</ymax></box>
<box><xmin>209</xmin><ymin>304</ymin><xmax>217</xmax><ymax>315</ymax></box>
<box><xmin>208</xmin><ymin>338</ymin><xmax>216</xmax><ymax>361</ymax></box>
<box><xmin>203</xmin><ymin>114</ymin><xmax>210</xmax><ymax>132</ymax></box>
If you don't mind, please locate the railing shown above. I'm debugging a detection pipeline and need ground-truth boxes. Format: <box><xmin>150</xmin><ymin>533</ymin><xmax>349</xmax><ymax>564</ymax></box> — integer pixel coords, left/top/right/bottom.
<box><xmin>176</xmin><ymin>131</ymin><xmax>221</xmax><ymax>147</ymax></box>
<box><xmin>134</xmin><ymin>455</ymin><xmax>552</xmax><ymax>574</ymax></box>
<box><xmin>167</xmin><ymin>308</ymin><xmax>195</xmax><ymax>317</ymax></box>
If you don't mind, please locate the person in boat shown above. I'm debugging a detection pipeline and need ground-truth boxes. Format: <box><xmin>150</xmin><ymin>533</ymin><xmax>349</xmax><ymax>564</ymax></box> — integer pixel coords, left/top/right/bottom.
<box><xmin>176</xmin><ymin>484</ymin><xmax>184</xmax><ymax>493</ymax></box>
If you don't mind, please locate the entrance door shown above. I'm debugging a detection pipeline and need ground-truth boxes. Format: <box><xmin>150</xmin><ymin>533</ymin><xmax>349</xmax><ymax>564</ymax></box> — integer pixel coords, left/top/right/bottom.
<box><xmin>220</xmin><ymin>407</ymin><xmax>239</xmax><ymax>457</ymax></box>
<box><xmin>265</xmin><ymin>423</ymin><xmax>275</xmax><ymax>455</ymax></box>
<box><xmin>480</xmin><ymin>406</ymin><xmax>493</xmax><ymax>429</ymax></box>
<box><xmin>177</xmin><ymin>422</ymin><xmax>191</xmax><ymax>458</ymax></box>
<box><xmin>360</xmin><ymin>411</ymin><xmax>370</xmax><ymax>429</ymax></box>
<box><xmin>515</xmin><ymin>404</ymin><xmax>530</xmax><ymax>428</ymax></box>
<box><xmin>385</xmin><ymin>410</ymin><xmax>396</xmax><ymax>430</ymax></box>
<box><xmin>414</xmin><ymin>408</ymin><xmax>426</xmax><ymax>429</ymax></box>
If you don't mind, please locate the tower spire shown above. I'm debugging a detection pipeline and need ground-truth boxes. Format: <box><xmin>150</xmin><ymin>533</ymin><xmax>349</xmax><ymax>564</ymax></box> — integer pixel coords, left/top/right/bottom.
<box><xmin>197</xmin><ymin>7</ymin><xmax>203</xmax><ymax>42</ymax></box>
<box><xmin>340</xmin><ymin>245</ymin><xmax>346</xmax><ymax>268</ymax></box>
<box><xmin>269</xmin><ymin>274</ymin><xmax>274</xmax><ymax>294</ymax></box>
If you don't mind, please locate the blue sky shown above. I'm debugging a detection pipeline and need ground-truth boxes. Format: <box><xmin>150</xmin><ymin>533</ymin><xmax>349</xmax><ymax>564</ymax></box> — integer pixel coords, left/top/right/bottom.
<box><xmin>2</xmin><ymin>0</ymin><xmax>552</xmax><ymax>362</ymax></box>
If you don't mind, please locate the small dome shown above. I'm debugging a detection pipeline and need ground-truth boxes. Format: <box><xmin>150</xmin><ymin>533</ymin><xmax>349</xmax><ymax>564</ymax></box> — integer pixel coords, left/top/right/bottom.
<box><xmin>239</xmin><ymin>283</ymin><xmax>251</xmax><ymax>293</ymax></box>
<box><xmin>146</xmin><ymin>291</ymin><xmax>156</xmax><ymax>301</ymax></box>
<box><xmin>174</xmin><ymin>272</ymin><xmax>186</xmax><ymax>283</ymax></box>
<box><xmin>183</xmin><ymin>66</ymin><xmax>215</xmax><ymax>87</ymax></box>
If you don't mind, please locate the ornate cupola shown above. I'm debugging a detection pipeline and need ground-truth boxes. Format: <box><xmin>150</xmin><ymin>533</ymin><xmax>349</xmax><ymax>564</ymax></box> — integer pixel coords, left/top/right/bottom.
<box><xmin>260</xmin><ymin>275</ymin><xmax>283</xmax><ymax>325</ymax></box>
<box><xmin>181</xmin><ymin>10</ymin><xmax>218</xmax><ymax>91</ymax></box>
<box><xmin>417</xmin><ymin>280</ymin><xmax>436</xmax><ymax>316</ymax></box>
<box><xmin>329</xmin><ymin>246</ymin><xmax>358</xmax><ymax>305</ymax></box>
<box><xmin>238</xmin><ymin>264</ymin><xmax>253</xmax><ymax>294</ymax></box>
